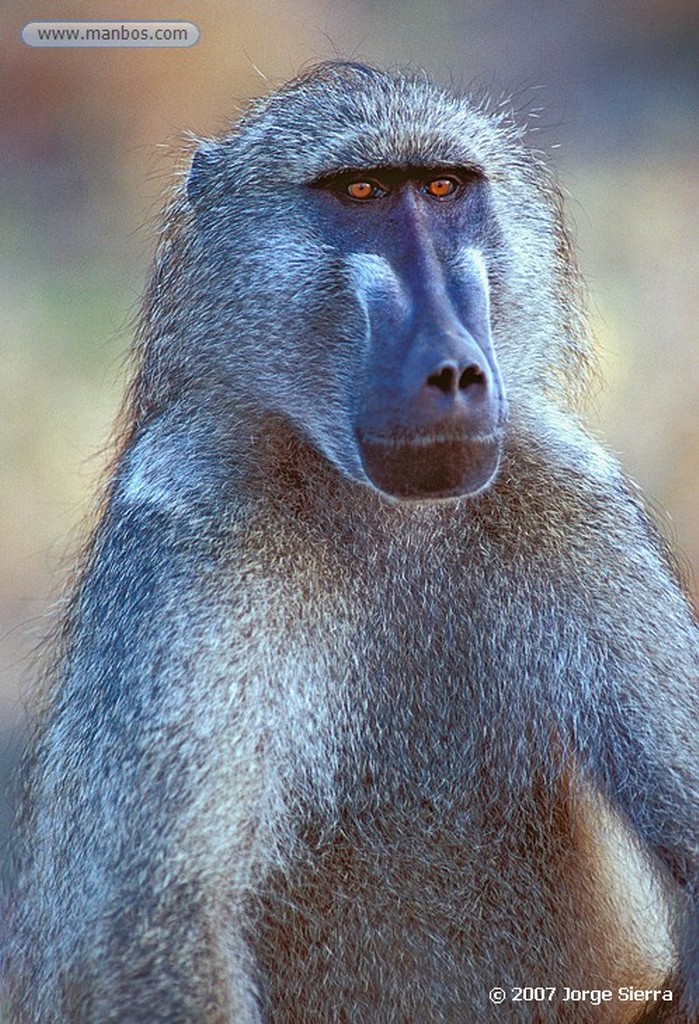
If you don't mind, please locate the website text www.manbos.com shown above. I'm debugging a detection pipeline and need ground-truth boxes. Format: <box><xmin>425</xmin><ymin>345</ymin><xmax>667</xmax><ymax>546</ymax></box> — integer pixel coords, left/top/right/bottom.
<box><xmin>22</xmin><ymin>21</ymin><xmax>200</xmax><ymax>48</ymax></box>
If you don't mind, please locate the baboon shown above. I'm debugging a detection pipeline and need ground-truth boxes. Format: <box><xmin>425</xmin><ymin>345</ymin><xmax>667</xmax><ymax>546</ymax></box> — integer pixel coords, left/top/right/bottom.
<box><xmin>3</xmin><ymin>61</ymin><xmax>698</xmax><ymax>1024</ymax></box>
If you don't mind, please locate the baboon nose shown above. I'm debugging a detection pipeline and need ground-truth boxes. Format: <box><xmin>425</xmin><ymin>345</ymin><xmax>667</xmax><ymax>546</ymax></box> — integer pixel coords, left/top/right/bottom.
<box><xmin>426</xmin><ymin>361</ymin><xmax>487</xmax><ymax>397</ymax></box>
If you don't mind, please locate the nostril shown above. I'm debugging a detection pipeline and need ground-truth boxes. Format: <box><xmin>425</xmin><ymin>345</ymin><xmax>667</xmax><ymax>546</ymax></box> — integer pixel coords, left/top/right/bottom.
<box><xmin>458</xmin><ymin>364</ymin><xmax>486</xmax><ymax>390</ymax></box>
<box><xmin>426</xmin><ymin>363</ymin><xmax>487</xmax><ymax>395</ymax></box>
<box><xmin>426</xmin><ymin>365</ymin><xmax>458</xmax><ymax>394</ymax></box>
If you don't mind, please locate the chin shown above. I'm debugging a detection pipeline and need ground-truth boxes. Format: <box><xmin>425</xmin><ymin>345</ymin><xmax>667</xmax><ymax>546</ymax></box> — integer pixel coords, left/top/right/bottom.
<box><xmin>358</xmin><ymin>432</ymin><xmax>503</xmax><ymax>502</ymax></box>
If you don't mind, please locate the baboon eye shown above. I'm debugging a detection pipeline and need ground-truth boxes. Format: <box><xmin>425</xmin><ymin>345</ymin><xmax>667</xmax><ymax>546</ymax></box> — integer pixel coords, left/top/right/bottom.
<box><xmin>423</xmin><ymin>178</ymin><xmax>458</xmax><ymax>199</ymax></box>
<box><xmin>346</xmin><ymin>181</ymin><xmax>385</xmax><ymax>201</ymax></box>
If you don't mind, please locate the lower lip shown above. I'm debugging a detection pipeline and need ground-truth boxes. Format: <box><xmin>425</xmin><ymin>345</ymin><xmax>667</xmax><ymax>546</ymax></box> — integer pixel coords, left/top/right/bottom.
<box><xmin>357</xmin><ymin>431</ymin><xmax>503</xmax><ymax>500</ymax></box>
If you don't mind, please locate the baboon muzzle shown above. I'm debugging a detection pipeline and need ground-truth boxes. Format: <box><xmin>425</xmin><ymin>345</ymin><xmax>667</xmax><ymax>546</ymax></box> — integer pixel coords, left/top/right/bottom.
<box><xmin>354</xmin><ymin>249</ymin><xmax>507</xmax><ymax>500</ymax></box>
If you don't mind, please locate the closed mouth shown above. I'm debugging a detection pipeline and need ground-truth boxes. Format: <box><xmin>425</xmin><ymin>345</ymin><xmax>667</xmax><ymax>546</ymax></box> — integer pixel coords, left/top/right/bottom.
<box><xmin>356</xmin><ymin>428</ymin><xmax>504</xmax><ymax>500</ymax></box>
<box><xmin>357</xmin><ymin>428</ymin><xmax>502</xmax><ymax>448</ymax></box>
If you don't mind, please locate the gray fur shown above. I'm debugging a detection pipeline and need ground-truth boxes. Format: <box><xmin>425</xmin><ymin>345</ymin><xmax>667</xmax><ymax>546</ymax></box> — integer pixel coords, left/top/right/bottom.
<box><xmin>3</xmin><ymin>62</ymin><xmax>698</xmax><ymax>1023</ymax></box>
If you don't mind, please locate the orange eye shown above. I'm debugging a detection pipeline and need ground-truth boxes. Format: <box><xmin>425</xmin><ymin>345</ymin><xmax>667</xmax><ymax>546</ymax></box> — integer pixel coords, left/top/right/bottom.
<box><xmin>346</xmin><ymin>181</ymin><xmax>381</xmax><ymax>200</ymax></box>
<box><xmin>425</xmin><ymin>178</ymin><xmax>457</xmax><ymax>198</ymax></box>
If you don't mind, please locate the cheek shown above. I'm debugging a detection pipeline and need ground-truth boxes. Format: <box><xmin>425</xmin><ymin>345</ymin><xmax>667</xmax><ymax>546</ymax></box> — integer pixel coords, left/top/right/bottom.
<box><xmin>279</xmin><ymin>364</ymin><xmax>369</xmax><ymax>484</ymax></box>
<box><xmin>259</xmin><ymin>295</ymin><xmax>366</xmax><ymax>431</ymax></box>
<box><xmin>345</xmin><ymin>252</ymin><xmax>409</xmax><ymax>327</ymax></box>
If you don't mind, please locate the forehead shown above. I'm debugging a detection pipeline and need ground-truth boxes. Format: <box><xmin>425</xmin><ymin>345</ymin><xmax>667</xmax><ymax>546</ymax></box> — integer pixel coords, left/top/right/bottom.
<box><xmin>231</xmin><ymin>68</ymin><xmax>511</xmax><ymax>181</ymax></box>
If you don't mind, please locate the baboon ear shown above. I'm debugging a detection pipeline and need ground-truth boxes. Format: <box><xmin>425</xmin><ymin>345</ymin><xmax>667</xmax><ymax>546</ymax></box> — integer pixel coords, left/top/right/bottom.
<box><xmin>186</xmin><ymin>142</ymin><xmax>225</xmax><ymax>205</ymax></box>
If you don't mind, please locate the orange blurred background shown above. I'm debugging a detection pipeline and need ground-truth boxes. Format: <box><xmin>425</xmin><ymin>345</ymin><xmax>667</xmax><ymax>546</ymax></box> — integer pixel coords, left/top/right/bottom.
<box><xmin>1</xmin><ymin>0</ymin><xmax>698</xmax><ymax>868</ymax></box>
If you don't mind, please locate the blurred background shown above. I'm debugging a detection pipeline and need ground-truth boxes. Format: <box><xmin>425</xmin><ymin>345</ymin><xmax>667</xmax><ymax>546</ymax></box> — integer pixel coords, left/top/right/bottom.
<box><xmin>1</xmin><ymin>0</ymin><xmax>698</xmax><ymax>880</ymax></box>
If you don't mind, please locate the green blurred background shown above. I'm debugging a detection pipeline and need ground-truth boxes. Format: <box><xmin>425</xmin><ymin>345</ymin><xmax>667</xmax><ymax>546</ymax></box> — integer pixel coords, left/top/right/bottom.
<box><xmin>1</xmin><ymin>0</ymin><xmax>698</xmax><ymax>879</ymax></box>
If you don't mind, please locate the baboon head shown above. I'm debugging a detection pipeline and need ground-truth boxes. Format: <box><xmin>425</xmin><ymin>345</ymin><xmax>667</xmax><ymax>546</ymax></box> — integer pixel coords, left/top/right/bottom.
<box><xmin>147</xmin><ymin>62</ymin><xmax>589</xmax><ymax>502</ymax></box>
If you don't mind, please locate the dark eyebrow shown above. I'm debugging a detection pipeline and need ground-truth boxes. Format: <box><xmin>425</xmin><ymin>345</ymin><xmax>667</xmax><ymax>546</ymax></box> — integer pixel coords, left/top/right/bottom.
<box><xmin>308</xmin><ymin>164</ymin><xmax>485</xmax><ymax>190</ymax></box>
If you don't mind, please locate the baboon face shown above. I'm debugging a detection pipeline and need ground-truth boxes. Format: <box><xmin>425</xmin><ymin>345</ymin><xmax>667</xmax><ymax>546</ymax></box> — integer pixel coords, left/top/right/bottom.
<box><xmin>185</xmin><ymin>66</ymin><xmax>545</xmax><ymax>502</ymax></box>
<box><xmin>309</xmin><ymin>165</ymin><xmax>508</xmax><ymax>500</ymax></box>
